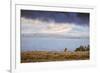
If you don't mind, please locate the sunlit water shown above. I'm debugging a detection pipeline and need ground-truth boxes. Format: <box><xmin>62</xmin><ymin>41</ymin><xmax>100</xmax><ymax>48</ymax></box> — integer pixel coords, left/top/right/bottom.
<box><xmin>21</xmin><ymin>36</ymin><xmax>89</xmax><ymax>52</ymax></box>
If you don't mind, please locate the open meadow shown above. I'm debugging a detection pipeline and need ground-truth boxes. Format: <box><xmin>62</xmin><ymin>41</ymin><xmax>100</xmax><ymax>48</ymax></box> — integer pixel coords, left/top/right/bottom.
<box><xmin>21</xmin><ymin>51</ymin><xmax>89</xmax><ymax>63</ymax></box>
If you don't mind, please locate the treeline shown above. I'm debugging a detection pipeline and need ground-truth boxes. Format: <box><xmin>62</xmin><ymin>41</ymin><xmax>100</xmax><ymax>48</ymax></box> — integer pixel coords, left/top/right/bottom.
<box><xmin>64</xmin><ymin>45</ymin><xmax>90</xmax><ymax>52</ymax></box>
<box><xmin>74</xmin><ymin>45</ymin><xmax>89</xmax><ymax>51</ymax></box>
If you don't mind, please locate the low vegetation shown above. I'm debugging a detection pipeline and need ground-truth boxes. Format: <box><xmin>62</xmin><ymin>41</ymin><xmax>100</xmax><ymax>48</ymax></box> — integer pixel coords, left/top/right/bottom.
<box><xmin>21</xmin><ymin>45</ymin><xmax>90</xmax><ymax>63</ymax></box>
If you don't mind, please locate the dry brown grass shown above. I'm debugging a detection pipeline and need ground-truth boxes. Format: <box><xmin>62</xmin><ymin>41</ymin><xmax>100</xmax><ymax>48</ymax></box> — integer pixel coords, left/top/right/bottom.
<box><xmin>21</xmin><ymin>51</ymin><xmax>89</xmax><ymax>63</ymax></box>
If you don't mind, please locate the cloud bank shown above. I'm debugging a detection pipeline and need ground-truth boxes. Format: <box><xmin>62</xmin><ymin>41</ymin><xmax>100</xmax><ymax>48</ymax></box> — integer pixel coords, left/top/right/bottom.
<box><xmin>21</xmin><ymin>10</ymin><xmax>89</xmax><ymax>26</ymax></box>
<box><xmin>21</xmin><ymin>17</ymin><xmax>89</xmax><ymax>38</ymax></box>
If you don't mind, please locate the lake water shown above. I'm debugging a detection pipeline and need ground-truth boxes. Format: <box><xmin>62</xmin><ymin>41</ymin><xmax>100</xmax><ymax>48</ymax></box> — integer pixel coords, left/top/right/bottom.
<box><xmin>21</xmin><ymin>36</ymin><xmax>89</xmax><ymax>52</ymax></box>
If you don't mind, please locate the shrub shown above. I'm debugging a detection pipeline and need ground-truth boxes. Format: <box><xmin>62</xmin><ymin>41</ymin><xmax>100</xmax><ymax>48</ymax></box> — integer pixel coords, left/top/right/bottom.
<box><xmin>64</xmin><ymin>48</ymin><xmax>67</xmax><ymax>52</ymax></box>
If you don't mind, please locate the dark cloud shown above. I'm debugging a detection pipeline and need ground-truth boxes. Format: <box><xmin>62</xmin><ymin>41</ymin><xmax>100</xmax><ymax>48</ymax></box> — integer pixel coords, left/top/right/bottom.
<box><xmin>21</xmin><ymin>10</ymin><xmax>89</xmax><ymax>26</ymax></box>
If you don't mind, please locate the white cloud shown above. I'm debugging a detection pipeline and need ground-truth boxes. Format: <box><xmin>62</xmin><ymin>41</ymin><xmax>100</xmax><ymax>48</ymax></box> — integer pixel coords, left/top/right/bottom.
<box><xmin>21</xmin><ymin>17</ymin><xmax>89</xmax><ymax>38</ymax></box>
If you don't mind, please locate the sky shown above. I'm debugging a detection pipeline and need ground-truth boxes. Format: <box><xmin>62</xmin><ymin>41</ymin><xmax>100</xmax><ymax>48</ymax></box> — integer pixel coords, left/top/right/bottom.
<box><xmin>21</xmin><ymin>10</ymin><xmax>89</xmax><ymax>38</ymax></box>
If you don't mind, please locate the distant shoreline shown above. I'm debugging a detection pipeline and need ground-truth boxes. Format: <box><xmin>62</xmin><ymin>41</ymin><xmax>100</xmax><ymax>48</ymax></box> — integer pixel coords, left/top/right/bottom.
<box><xmin>21</xmin><ymin>34</ymin><xmax>89</xmax><ymax>39</ymax></box>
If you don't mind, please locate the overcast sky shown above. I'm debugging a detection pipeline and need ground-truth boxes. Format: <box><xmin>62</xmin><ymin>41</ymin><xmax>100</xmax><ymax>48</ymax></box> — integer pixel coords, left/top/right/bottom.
<box><xmin>21</xmin><ymin>10</ymin><xmax>89</xmax><ymax>38</ymax></box>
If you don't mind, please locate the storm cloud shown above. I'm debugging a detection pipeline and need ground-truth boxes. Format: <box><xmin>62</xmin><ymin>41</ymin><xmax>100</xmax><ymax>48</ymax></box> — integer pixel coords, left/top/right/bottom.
<box><xmin>21</xmin><ymin>10</ymin><xmax>89</xmax><ymax>26</ymax></box>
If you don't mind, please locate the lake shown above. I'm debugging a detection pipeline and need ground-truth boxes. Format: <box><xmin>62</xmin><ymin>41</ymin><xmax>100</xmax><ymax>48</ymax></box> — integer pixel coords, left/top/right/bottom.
<box><xmin>21</xmin><ymin>36</ymin><xmax>89</xmax><ymax>52</ymax></box>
